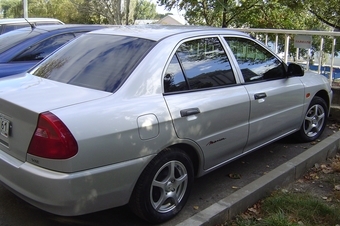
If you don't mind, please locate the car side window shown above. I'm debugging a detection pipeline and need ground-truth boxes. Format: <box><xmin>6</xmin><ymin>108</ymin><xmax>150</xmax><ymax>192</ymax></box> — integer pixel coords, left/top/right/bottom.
<box><xmin>164</xmin><ymin>37</ymin><xmax>236</xmax><ymax>93</ymax></box>
<box><xmin>12</xmin><ymin>33</ymin><xmax>75</xmax><ymax>61</ymax></box>
<box><xmin>164</xmin><ymin>55</ymin><xmax>189</xmax><ymax>93</ymax></box>
<box><xmin>224</xmin><ymin>37</ymin><xmax>286</xmax><ymax>83</ymax></box>
<box><xmin>3</xmin><ymin>24</ymin><xmax>30</xmax><ymax>34</ymax></box>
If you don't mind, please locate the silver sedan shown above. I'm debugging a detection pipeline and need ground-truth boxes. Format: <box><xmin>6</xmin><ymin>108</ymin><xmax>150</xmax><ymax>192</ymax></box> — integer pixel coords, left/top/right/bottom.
<box><xmin>0</xmin><ymin>25</ymin><xmax>332</xmax><ymax>223</ymax></box>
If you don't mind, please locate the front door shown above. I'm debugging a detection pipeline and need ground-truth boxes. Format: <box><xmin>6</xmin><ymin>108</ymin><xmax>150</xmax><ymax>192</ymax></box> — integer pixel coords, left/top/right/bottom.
<box><xmin>224</xmin><ymin>37</ymin><xmax>305</xmax><ymax>152</ymax></box>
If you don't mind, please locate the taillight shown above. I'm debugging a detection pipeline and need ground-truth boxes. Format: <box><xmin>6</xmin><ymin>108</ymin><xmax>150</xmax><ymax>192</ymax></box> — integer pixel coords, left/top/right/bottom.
<box><xmin>28</xmin><ymin>112</ymin><xmax>78</xmax><ymax>159</ymax></box>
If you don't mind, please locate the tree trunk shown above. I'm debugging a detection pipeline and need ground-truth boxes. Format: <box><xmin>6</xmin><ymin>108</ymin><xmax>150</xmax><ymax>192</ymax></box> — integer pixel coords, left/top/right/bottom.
<box><xmin>125</xmin><ymin>0</ymin><xmax>130</xmax><ymax>25</ymax></box>
<box><xmin>222</xmin><ymin>0</ymin><xmax>227</xmax><ymax>27</ymax></box>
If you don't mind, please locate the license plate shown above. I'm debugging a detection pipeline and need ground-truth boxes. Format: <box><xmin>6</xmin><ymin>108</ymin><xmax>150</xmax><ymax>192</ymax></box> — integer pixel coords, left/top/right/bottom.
<box><xmin>0</xmin><ymin>117</ymin><xmax>10</xmax><ymax>138</ymax></box>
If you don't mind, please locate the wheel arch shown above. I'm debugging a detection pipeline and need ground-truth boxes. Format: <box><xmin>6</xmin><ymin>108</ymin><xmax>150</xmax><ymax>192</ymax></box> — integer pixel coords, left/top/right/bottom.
<box><xmin>166</xmin><ymin>143</ymin><xmax>201</xmax><ymax>177</ymax></box>
<box><xmin>314</xmin><ymin>90</ymin><xmax>331</xmax><ymax>111</ymax></box>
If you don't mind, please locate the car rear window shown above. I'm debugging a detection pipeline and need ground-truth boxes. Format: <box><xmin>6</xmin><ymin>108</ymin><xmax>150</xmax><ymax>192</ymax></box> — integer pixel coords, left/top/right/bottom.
<box><xmin>0</xmin><ymin>29</ymin><xmax>41</xmax><ymax>54</ymax></box>
<box><xmin>2</xmin><ymin>23</ymin><xmax>30</xmax><ymax>34</ymax></box>
<box><xmin>30</xmin><ymin>34</ymin><xmax>156</xmax><ymax>93</ymax></box>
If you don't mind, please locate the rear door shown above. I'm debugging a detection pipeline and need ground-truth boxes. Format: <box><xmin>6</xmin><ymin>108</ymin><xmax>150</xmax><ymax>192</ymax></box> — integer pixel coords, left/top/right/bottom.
<box><xmin>163</xmin><ymin>36</ymin><xmax>250</xmax><ymax>170</ymax></box>
<box><xmin>224</xmin><ymin>37</ymin><xmax>305</xmax><ymax>152</ymax></box>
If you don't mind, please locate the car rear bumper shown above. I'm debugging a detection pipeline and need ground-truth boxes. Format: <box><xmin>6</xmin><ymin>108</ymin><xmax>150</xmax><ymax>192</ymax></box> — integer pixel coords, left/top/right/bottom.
<box><xmin>0</xmin><ymin>150</ymin><xmax>152</xmax><ymax>216</ymax></box>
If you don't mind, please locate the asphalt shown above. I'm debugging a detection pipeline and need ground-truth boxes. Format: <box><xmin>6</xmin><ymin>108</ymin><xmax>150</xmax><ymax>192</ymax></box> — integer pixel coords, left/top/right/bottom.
<box><xmin>176</xmin><ymin>106</ymin><xmax>340</xmax><ymax>226</ymax></box>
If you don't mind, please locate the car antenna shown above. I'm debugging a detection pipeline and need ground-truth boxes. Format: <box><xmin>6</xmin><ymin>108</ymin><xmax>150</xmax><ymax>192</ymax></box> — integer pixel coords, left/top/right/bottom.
<box><xmin>24</xmin><ymin>18</ymin><xmax>36</xmax><ymax>31</ymax></box>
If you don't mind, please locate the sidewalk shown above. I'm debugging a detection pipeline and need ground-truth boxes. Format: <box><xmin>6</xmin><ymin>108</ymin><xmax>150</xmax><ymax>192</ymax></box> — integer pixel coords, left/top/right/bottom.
<box><xmin>177</xmin><ymin>123</ymin><xmax>340</xmax><ymax>226</ymax></box>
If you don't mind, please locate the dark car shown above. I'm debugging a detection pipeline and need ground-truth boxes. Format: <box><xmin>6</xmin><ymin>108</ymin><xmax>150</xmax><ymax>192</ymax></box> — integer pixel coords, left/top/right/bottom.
<box><xmin>0</xmin><ymin>24</ymin><xmax>109</xmax><ymax>77</ymax></box>
<box><xmin>0</xmin><ymin>18</ymin><xmax>64</xmax><ymax>35</ymax></box>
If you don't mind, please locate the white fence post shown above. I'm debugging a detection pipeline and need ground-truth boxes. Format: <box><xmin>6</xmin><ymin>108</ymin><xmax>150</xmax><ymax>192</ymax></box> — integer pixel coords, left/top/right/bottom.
<box><xmin>330</xmin><ymin>37</ymin><xmax>337</xmax><ymax>84</ymax></box>
<box><xmin>284</xmin><ymin>34</ymin><xmax>290</xmax><ymax>63</ymax></box>
<box><xmin>275</xmin><ymin>35</ymin><xmax>278</xmax><ymax>54</ymax></box>
<box><xmin>318</xmin><ymin>38</ymin><xmax>324</xmax><ymax>74</ymax></box>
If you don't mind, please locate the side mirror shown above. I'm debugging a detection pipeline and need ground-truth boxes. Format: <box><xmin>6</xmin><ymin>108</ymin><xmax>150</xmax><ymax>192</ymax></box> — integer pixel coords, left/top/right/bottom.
<box><xmin>288</xmin><ymin>63</ymin><xmax>304</xmax><ymax>77</ymax></box>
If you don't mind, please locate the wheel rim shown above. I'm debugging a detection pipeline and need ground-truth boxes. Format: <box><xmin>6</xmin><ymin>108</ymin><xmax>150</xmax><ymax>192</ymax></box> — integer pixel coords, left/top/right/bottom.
<box><xmin>150</xmin><ymin>160</ymin><xmax>188</xmax><ymax>213</ymax></box>
<box><xmin>303</xmin><ymin>104</ymin><xmax>325</xmax><ymax>138</ymax></box>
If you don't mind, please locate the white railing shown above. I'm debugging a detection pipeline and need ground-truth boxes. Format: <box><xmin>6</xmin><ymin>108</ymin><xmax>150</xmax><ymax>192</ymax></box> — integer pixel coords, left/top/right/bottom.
<box><xmin>232</xmin><ymin>28</ymin><xmax>340</xmax><ymax>84</ymax></box>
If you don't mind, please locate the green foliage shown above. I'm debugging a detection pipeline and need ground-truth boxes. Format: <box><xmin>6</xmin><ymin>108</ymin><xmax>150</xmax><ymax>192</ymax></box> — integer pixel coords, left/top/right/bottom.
<box><xmin>1</xmin><ymin>0</ymin><xmax>23</xmax><ymax>18</ymax></box>
<box><xmin>157</xmin><ymin>0</ymin><xmax>336</xmax><ymax>30</ymax></box>
<box><xmin>261</xmin><ymin>192</ymin><xmax>340</xmax><ymax>226</ymax></box>
<box><xmin>28</xmin><ymin>0</ymin><xmax>82</xmax><ymax>23</ymax></box>
<box><xmin>134</xmin><ymin>0</ymin><xmax>157</xmax><ymax>20</ymax></box>
<box><xmin>300</xmin><ymin>0</ymin><xmax>340</xmax><ymax>29</ymax></box>
<box><xmin>1</xmin><ymin>0</ymin><xmax>340</xmax><ymax>34</ymax></box>
<box><xmin>229</xmin><ymin>191</ymin><xmax>340</xmax><ymax>226</ymax></box>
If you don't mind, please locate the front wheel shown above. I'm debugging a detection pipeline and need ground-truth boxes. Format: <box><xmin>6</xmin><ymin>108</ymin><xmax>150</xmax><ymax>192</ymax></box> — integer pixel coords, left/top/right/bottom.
<box><xmin>296</xmin><ymin>96</ymin><xmax>328</xmax><ymax>142</ymax></box>
<box><xmin>129</xmin><ymin>148</ymin><xmax>194</xmax><ymax>224</ymax></box>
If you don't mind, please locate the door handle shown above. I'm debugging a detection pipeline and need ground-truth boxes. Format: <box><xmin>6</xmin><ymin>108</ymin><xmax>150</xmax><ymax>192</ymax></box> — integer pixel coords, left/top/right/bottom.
<box><xmin>254</xmin><ymin>93</ymin><xmax>267</xmax><ymax>100</ymax></box>
<box><xmin>180</xmin><ymin>108</ymin><xmax>200</xmax><ymax>117</ymax></box>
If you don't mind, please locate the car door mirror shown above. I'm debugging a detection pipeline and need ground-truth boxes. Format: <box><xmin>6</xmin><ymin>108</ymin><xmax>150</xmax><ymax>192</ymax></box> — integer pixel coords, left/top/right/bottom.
<box><xmin>288</xmin><ymin>63</ymin><xmax>304</xmax><ymax>77</ymax></box>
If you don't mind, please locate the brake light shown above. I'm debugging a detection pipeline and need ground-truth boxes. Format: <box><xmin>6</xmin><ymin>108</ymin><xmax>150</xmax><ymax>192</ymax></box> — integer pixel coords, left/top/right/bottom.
<box><xmin>28</xmin><ymin>112</ymin><xmax>78</xmax><ymax>159</ymax></box>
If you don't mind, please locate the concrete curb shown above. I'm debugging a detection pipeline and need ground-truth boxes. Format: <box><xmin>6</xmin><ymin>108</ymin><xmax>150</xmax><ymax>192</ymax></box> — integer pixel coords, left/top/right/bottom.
<box><xmin>176</xmin><ymin>131</ymin><xmax>340</xmax><ymax>226</ymax></box>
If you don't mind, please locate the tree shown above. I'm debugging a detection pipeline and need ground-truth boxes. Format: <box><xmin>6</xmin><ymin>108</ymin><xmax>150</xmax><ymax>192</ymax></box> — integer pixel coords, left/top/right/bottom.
<box><xmin>158</xmin><ymin>0</ymin><xmax>224</xmax><ymax>26</ymax></box>
<box><xmin>157</xmin><ymin>0</ymin><xmax>307</xmax><ymax>28</ymax></box>
<box><xmin>156</xmin><ymin>0</ymin><xmax>331</xmax><ymax>30</ymax></box>
<box><xmin>71</xmin><ymin>0</ymin><xmax>138</xmax><ymax>24</ymax></box>
<box><xmin>1</xmin><ymin>0</ymin><xmax>22</xmax><ymax>18</ymax></box>
<box><xmin>134</xmin><ymin>0</ymin><xmax>157</xmax><ymax>20</ymax></box>
<box><xmin>28</xmin><ymin>0</ymin><xmax>82</xmax><ymax>23</ymax></box>
<box><xmin>286</xmin><ymin>0</ymin><xmax>340</xmax><ymax>30</ymax></box>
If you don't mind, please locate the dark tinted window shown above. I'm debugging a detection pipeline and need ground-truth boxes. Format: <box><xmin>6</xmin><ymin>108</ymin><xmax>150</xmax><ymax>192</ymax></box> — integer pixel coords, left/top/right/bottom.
<box><xmin>0</xmin><ymin>29</ymin><xmax>41</xmax><ymax>54</ymax></box>
<box><xmin>164</xmin><ymin>55</ymin><xmax>189</xmax><ymax>92</ymax></box>
<box><xmin>175</xmin><ymin>37</ymin><xmax>235</xmax><ymax>91</ymax></box>
<box><xmin>3</xmin><ymin>23</ymin><xmax>30</xmax><ymax>34</ymax></box>
<box><xmin>30</xmin><ymin>34</ymin><xmax>156</xmax><ymax>93</ymax></box>
<box><xmin>224</xmin><ymin>37</ymin><xmax>285</xmax><ymax>82</ymax></box>
<box><xmin>13</xmin><ymin>33</ymin><xmax>75</xmax><ymax>61</ymax></box>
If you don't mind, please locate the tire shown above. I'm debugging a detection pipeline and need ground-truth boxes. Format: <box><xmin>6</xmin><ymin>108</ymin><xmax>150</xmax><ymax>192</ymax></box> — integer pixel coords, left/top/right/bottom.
<box><xmin>296</xmin><ymin>96</ymin><xmax>328</xmax><ymax>142</ymax></box>
<box><xmin>129</xmin><ymin>147</ymin><xmax>194</xmax><ymax>224</ymax></box>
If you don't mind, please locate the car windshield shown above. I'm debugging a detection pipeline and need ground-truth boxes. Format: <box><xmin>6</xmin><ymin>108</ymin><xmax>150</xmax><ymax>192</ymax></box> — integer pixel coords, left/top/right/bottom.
<box><xmin>0</xmin><ymin>29</ymin><xmax>40</xmax><ymax>54</ymax></box>
<box><xmin>30</xmin><ymin>34</ymin><xmax>156</xmax><ymax>93</ymax></box>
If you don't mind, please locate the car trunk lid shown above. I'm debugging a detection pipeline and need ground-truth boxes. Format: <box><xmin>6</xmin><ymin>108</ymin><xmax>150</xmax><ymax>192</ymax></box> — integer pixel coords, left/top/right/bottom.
<box><xmin>0</xmin><ymin>74</ymin><xmax>111</xmax><ymax>162</ymax></box>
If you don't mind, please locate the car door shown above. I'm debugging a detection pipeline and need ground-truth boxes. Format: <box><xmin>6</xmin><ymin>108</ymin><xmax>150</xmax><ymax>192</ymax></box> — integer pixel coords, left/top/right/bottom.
<box><xmin>224</xmin><ymin>37</ymin><xmax>305</xmax><ymax>152</ymax></box>
<box><xmin>163</xmin><ymin>36</ymin><xmax>250</xmax><ymax>170</ymax></box>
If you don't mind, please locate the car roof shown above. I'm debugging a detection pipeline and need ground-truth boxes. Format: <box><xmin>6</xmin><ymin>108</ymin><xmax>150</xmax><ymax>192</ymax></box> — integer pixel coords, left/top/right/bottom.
<box><xmin>91</xmin><ymin>25</ymin><xmax>250</xmax><ymax>41</ymax></box>
<box><xmin>0</xmin><ymin>18</ymin><xmax>63</xmax><ymax>25</ymax></box>
<box><xmin>15</xmin><ymin>24</ymin><xmax>110</xmax><ymax>33</ymax></box>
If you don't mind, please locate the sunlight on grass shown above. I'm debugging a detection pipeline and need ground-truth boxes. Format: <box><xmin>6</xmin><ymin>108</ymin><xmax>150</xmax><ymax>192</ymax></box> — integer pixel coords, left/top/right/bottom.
<box><xmin>261</xmin><ymin>192</ymin><xmax>340</xmax><ymax>226</ymax></box>
<box><xmin>228</xmin><ymin>192</ymin><xmax>340</xmax><ymax>226</ymax></box>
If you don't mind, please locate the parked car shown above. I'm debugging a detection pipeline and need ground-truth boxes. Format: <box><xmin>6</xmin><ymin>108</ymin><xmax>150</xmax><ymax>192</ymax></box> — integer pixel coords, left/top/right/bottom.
<box><xmin>0</xmin><ymin>24</ymin><xmax>109</xmax><ymax>77</ymax></box>
<box><xmin>0</xmin><ymin>18</ymin><xmax>64</xmax><ymax>35</ymax></box>
<box><xmin>0</xmin><ymin>25</ymin><xmax>332</xmax><ymax>223</ymax></box>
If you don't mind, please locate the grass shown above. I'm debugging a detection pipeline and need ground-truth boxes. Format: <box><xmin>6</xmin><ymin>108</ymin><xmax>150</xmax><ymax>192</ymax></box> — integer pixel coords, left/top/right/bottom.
<box><xmin>228</xmin><ymin>193</ymin><xmax>340</xmax><ymax>226</ymax></box>
<box><xmin>224</xmin><ymin>154</ymin><xmax>340</xmax><ymax>226</ymax></box>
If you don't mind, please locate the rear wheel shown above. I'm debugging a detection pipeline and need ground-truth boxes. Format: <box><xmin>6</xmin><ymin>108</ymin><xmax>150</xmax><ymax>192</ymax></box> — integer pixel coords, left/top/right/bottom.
<box><xmin>129</xmin><ymin>148</ymin><xmax>194</xmax><ymax>224</ymax></box>
<box><xmin>296</xmin><ymin>96</ymin><xmax>328</xmax><ymax>142</ymax></box>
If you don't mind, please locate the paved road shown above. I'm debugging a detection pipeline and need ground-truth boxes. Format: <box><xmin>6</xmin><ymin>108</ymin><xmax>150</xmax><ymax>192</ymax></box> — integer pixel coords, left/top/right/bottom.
<box><xmin>0</xmin><ymin>120</ymin><xmax>338</xmax><ymax>226</ymax></box>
